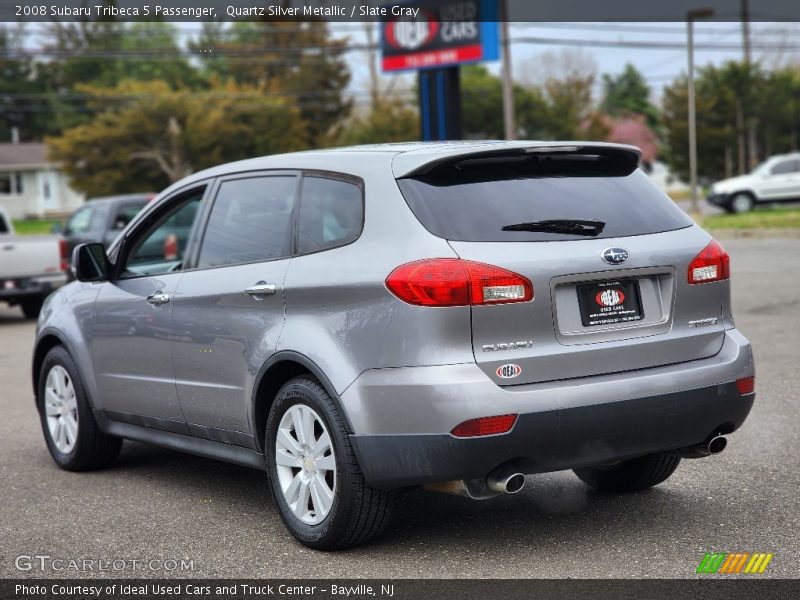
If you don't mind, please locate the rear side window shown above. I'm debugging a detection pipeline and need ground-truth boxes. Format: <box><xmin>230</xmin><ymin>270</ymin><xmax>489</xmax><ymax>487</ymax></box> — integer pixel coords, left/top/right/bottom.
<box><xmin>112</xmin><ymin>203</ymin><xmax>146</xmax><ymax>230</ymax></box>
<box><xmin>198</xmin><ymin>176</ymin><xmax>297</xmax><ymax>268</ymax></box>
<box><xmin>770</xmin><ymin>159</ymin><xmax>800</xmax><ymax>175</ymax></box>
<box><xmin>397</xmin><ymin>154</ymin><xmax>693</xmax><ymax>242</ymax></box>
<box><xmin>297</xmin><ymin>176</ymin><xmax>363</xmax><ymax>255</ymax></box>
<box><xmin>66</xmin><ymin>206</ymin><xmax>93</xmax><ymax>234</ymax></box>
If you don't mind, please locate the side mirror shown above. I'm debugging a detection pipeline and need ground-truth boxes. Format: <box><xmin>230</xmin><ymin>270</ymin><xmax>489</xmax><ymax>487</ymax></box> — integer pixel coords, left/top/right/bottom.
<box><xmin>72</xmin><ymin>243</ymin><xmax>111</xmax><ymax>282</ymax></box>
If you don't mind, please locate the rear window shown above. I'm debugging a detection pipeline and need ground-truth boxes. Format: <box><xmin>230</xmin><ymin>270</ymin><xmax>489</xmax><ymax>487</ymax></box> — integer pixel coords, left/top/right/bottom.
<box><xmin>397</xmin><ymin>154</ymin><xmax>693</xmax><ymax>242</ymax></box>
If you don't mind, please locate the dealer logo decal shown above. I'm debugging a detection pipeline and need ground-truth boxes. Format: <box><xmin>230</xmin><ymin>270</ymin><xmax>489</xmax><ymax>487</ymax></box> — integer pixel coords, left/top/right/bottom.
<box><xmin>496</xmin><ymin>364</ymin><xmax>522</xmax><ymax>379</ymax></box>
<box><xmin>596</xmin><ymin>289</ymin><xmax>625</xmax><ymax>307</ymax></box>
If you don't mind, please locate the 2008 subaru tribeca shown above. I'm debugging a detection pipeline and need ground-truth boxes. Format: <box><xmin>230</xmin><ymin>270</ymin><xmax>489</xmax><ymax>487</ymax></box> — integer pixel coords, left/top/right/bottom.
<box><xmin>33</xmin><ymin>142</ymin><xmax>755</xmax><ymax>549</ymax></box>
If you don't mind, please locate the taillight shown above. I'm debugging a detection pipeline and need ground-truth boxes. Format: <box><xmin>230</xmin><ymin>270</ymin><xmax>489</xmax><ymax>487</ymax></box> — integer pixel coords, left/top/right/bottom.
<box><xmin>59</xmin><ymin>239</ymin><xmax>69</xmax><ymax>272</ymax></box>
<box><xmin>385</xmin><ymin>259</ymin><xmax>533</xmax><ymax>307</ymax></box>
<box><xmin>688</xmin><ymin>240</ymin><xmax>730</xmax><ymax>284</ymax></box>
<box><xmin>736</xmin><ymin>376</ymin><xmax>755</xmax><ymax>395</ymax></box>
<box><xmin>451</xmin><ymin>414</ymin><xmax>518</xmax><ymax>437</ymax></box>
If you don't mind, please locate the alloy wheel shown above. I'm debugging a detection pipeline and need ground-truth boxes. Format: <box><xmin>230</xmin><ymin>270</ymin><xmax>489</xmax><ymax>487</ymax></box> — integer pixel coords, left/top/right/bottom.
<box><xmin>44</xmin><ymin>365</ymin><xmax>79</xmax><ymax>454</ymax></box>
<box><xmin>274</xmin><ymin>404</ymin><xmax>336</xmax><ymax>525</ymax></box>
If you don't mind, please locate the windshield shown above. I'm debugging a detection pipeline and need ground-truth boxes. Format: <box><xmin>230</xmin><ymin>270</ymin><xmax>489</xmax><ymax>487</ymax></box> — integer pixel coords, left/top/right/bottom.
<box><xmin>397</xmin><ymin>155</ymin><xmax>693</xmax><ymax>242</ymax></box>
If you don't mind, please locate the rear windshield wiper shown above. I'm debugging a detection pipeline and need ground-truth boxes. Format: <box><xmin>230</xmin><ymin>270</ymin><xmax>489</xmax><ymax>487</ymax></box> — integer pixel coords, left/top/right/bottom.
<box><xmin>501</xmin><ymin>219</ymin><xmax>606</xmax><ymax>236</ymax></box>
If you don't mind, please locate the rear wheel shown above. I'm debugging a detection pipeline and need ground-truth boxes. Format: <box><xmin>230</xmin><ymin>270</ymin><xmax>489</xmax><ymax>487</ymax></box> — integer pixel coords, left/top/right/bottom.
<box><xmin>20</xmin><ymin>297</ymin><xmax>44</xmax><ymax>319</ymax></box>
<box><xmin>574</xmin><ymin>453</ymin><xmax>680</xmax><ymax>492</ymax></box>
<box><xmin>38</xmin><ymin>346</ymin><xmax>122</xmax><ymax>471</ymax></box>
<box><xmin>727</xmin><ymin>192</ymin><xmax>754</xmax><ymax>213</ymax></box>
<box><xmin>265</xmin><ymin>376</ymin><xmax>394</xmax><ymax>550</ymax></box>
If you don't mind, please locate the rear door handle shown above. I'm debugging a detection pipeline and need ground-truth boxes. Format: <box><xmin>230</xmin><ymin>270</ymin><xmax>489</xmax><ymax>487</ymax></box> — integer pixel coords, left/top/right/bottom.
<box><xmin>146</xmin><ymin>291</ymin><xmax>170</xmax><ymax>305</ymax></box>
<box><xmin>245</xmin><ymin>282</ymin><xmax>277</xmax><ymax>297</ymax></box>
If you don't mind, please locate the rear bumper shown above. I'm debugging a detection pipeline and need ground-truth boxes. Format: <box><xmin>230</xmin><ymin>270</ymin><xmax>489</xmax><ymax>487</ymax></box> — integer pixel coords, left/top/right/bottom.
<box><xmin>345</xmin><ymin>329</ymin><xmax>755</xmax><ymax>488</ymax></box>
<box><xmin>0</xmin><ymin>273</ymin><xmax>66</xmax><ymax>302</ymax></box>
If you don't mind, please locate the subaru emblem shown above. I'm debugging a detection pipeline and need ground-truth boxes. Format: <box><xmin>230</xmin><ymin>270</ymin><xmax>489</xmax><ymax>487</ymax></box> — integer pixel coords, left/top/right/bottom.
<box><xmin>602</xmin><ymin>247</ymin><xmax>629</xmax><ymax>265</ymax></box>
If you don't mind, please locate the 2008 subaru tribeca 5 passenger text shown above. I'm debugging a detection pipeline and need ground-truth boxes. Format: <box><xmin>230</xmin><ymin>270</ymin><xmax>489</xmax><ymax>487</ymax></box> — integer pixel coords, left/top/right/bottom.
<box><xmin>33</xmin><ymin>142</ymin><xmax>755</xmax><ymax>549</ymax></box>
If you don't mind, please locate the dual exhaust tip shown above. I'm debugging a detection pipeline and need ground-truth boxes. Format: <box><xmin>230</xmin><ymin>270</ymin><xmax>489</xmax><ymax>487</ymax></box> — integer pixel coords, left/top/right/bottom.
<box><xmin>673</xmin><ymin>434</ymin><xmax>728</xmax><ymax>458</ymax></box>
<box><xmin>486</xmin><ymin>469</ymin><xmax>526</xmax><ymax>494</ymax></box>
<box><xmin>427</xmin><ymin>435</ymin><xmax>729</xmax><ymax>499</ymax></box>
<box><xmin>423</xmin><ymin>465</ymin><xmax>526</xmax><ymax>499</ymax></box>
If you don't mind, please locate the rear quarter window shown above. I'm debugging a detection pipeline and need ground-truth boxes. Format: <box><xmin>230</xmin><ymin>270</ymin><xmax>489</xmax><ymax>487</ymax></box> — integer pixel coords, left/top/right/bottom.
<box><xmin>397</xmin><ymin>154</ymin><xmax>693</xmax><ymax>242</ymax></box>
<box><xmin>297</xmin><ymin>176</ymin><xmax>363</xmax><ymax>255</ymax></box>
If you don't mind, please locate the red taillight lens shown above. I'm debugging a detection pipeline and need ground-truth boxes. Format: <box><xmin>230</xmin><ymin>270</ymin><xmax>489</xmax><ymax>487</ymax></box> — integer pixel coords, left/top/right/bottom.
<box><xmin>736</xmin><ymin>376</ymin><xmax>755</xmax><ymax>395</ymax></box>
<box><xmin>688</xmin><ymin>239</ymin><xmax>730</xmax><ymax>284</ymax></box>
<box><xmin>386</xmin><ymin>259</ymin><xmax>533</xmax><ymax>307</ymax></box>
<box><xmin>59</xmin><ymin>238</ymin><xmax>69</xmax><ymax>272</ymax></box>
<box><xmin>451</xmin><ymin>414</ymin><xmax>518</xmax><ymax>438</ymax></box>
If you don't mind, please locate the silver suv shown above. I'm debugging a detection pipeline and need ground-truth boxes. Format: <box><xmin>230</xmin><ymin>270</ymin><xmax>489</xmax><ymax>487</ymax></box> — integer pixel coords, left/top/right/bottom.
<box><xmin>33</xmin><ymin>142</ymin><xmax>755</xmax><ymax>549</ymax></box>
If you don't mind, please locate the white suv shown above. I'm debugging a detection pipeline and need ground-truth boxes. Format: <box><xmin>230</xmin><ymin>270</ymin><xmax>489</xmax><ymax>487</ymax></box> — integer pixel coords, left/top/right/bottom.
<box><xmin>708</xmin><ymin>153</ymin><xmax>800</xmax><ymax>212</ymax></box>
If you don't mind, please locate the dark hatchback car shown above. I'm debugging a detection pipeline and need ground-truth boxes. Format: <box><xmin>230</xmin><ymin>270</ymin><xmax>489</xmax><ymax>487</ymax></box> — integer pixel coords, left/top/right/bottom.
<box><xmin>60</xmin><ymin>194</ymin><xmax>154</xmax><ymax>256</ymax></box>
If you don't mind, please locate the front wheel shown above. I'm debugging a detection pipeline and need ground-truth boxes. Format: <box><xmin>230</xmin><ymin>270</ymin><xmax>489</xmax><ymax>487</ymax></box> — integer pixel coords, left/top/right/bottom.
<box><xmin>38</xmin><ymin>346</ymin><xmax>122</xmax><ymax>471</ymax></box>
<box><xmin>727</xmin><ymin>192</ymin><xmax>754</xmax><ymax>213</ymax></box>
<box><xmin>574</xmin><ymin>453</ymin><xmax>680</xmax><ymax>492</ymax></box>
<box><xmin>265</xmin><ymin>376</ymin><xmax>394</xmax><ymax>550</ymax></box>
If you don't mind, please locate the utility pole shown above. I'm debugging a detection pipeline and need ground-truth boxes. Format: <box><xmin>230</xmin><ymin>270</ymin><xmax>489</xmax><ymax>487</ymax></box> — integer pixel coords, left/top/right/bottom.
<box><xmin>500</xmin><ymin>0</ymin><xmax>515</xmax><ymax>140</ymax></box>
<box><xmin>741</xmin><ymin>0</ymin><xmax>751</xmax><ymax>62</ymax></box>
<box><xmin>742</xmin><ymin>0</ymin><xmax>758</xmax><ymax>171</ymax></box>
<box><xmin>687</xmin><ymin>8</ymin><xmax>714</xmax><ymax>216</ymax></box>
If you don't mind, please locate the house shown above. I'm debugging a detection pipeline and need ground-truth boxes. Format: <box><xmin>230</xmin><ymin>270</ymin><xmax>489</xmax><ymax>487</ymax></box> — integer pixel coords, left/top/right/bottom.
<box><xmin>0</xmin><ymin>142</ymin><xmax>84</xmax><ymax>220</ymax></box>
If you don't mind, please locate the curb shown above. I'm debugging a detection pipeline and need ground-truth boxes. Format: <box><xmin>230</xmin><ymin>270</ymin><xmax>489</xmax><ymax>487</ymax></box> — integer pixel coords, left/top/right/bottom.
<box><xmin>705</xmin><ymin>228</ymin><xmax>800</xmax><ymax>239</ymax></box>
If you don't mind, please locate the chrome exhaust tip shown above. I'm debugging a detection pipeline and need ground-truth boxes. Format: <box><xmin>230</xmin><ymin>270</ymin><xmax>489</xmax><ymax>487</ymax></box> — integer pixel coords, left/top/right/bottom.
<box><xmin>486</xmin><ymin>469</ymin><xmax>526</xmax><ymax>494</ymax></box>
<box><xmin>708</xmin><ymin>435</ymin><xmax>727</xmax><ymax>455</ymax></box>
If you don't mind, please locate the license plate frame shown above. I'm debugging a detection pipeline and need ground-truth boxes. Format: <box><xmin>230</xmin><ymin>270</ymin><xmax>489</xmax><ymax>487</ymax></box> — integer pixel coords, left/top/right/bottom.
<box><xmin>577</xmin><ymin>278</ymin><xmax>644</xmax><ymax>327</ymax></box>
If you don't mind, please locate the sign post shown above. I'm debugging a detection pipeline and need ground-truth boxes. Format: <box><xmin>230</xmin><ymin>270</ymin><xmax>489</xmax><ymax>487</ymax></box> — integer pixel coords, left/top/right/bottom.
<box><xmin>381</xmin><ymin>0</ymin><xmax>499</xmax><ymax>141</ymax></box>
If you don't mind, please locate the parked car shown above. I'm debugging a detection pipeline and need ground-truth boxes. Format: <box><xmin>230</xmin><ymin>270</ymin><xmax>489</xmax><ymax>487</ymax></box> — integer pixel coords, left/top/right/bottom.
<box><xmin>0</xmin><ymin>207</ymin><xmax>67</xmax><ymax>318</ymax></box>
<box><xmin>33</xmin><ymin>142</ymin><xmax>755</xmax><ymax>550</ymax></box>
<box><xmin>708</xmin><ymin>152</ymin><xmax>800</xmax><ymax>212</ymax></box>
<box><xmin>59</xmin><ymin>194</ymin><xmax>154</xmax><ymax>256</ymax></box>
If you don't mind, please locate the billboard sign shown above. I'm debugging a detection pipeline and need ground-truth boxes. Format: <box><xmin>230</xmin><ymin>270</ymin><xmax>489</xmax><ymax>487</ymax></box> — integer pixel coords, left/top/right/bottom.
<box><xmin>381</xmin><ymin>0</ymin><xmax>499</xmax><ymax>72</ymax></box>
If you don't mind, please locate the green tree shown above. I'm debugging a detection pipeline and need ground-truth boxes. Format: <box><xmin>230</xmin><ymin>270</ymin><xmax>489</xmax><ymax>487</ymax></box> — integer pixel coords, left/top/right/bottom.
<box><xmin>542</xmin><ymin>72</ymin><xmax>600</xmax><ymax>139</ymax></box>
<box><xmin>38</xmin><ymin>20</ymin><xmax>204</xmax><ymax>135</ymax></box>
<box><xmin>662</xmin><ymin>61</ymin><xmax>774</xmax><ymax>183</ymax></box>
<box><xmin>339</xmin><ymin>99</ymin><xmax>419</xmax><ymax>145</ymax></box>
<box><xmin>193</xmin><ymin>21</ymin><xmax>351</xmax><ymax>146</ymax></box>
<box><xmin>602</xmin><ymin>63</ymin><xmax>660</xmax><ymax>129</ymax></box>
<box><xmin>460</xmin><ymin>65</ymin><xmax>549</xmax><ymax>139</ymax></box>
<box><xmin>0</xmin><ymin>25</ymin><xmax>52</xmax><ymax>141</ymax></box>
<box><xmin>47</xmin><ymin>80</ymin><xmax>307</xmax><ymax>197</ymax></box>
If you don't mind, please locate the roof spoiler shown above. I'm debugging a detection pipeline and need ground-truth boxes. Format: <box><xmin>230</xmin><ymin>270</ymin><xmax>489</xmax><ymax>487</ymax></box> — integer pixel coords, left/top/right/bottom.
<box><xmin>394</xmin><ymin>143</ymin><xmax>642</xmax><ymax>179</ymax></box>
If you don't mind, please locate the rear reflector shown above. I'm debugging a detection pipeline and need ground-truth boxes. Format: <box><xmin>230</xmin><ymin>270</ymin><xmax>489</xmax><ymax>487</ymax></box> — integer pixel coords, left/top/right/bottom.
<box><xmin>736</xmin><ymin>376</ymin><xmax>755</xmax><ymax>395</ymax></box>
<box><xmin>688</xmin><ymin>239</ymin><xmax>730</xmax><ymax>284</ymax></box>
<box><xmin>386</xmin><ymin>259</ymin><xmax>533</xmax><ymax>307</ymax></box>
<box><xmin>451</xmin><ymin>414</ymin><xmax>518</xmax><ymax>438</ymax></box>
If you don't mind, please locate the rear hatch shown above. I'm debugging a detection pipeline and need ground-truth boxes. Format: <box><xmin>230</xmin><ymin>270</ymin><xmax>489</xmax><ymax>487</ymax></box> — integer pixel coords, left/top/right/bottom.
<box><xmin>396</xmin><ymin>145</ymin><xmax>728</xmax><ymax>386</ymax></box>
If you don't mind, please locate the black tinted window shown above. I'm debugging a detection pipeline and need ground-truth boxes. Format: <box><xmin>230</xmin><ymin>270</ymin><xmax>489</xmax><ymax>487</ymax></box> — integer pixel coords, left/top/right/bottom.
<box><xmin>124</xmin><ymin>191</ymin><xmax>203</xmax><ymax>277</ymax></box>
<box><xmin>297</xmin><ymin>176</ymin><xmax>363</xmax><ymax>254</ymax></box>
<box><xmin>198</xmin><ymin>176</ymin><xmax>296</xmax><ymax>268</ymax></box>
<box><xmin>112</xmin><ymin>203</ymin><xmax>146</xmax><ymax>230</ymax></box>
<box><xmin>397</xmin><ymin>155</ymin><xmax>693</xmax><ymax>242</ymax></box>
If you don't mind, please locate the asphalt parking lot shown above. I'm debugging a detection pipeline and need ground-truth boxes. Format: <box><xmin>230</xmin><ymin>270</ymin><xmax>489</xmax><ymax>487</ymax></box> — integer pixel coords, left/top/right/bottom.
<box><xmin>1</xmin><ymin>238</ymin><xmax>798</xmax><ymax>579</ymax></box>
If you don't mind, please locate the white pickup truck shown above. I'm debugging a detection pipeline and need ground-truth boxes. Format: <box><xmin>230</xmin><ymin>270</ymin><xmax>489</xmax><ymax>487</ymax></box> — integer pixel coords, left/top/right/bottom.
<box><xmin>0</xmin><ymin>207</ymin><xmax>68</xmax><ymax>318</ymax></box>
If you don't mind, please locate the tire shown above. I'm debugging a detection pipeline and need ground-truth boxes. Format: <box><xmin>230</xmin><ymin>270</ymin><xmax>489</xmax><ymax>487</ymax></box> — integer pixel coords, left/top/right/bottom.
<box><xmin>727</xmin><ymin>192</ymin><xmax>754</xmax><ymax>213</ymax></box>
<box><xmin>20</xmin><ymin>297</ymin><xmax>44</xmax><ymax>319</ymax></box>
<box><xmin>37</xmin><ymin>346</ymin><xmax>122</xmax><ymax>471</ymax></box>
<box><xmin>574</xmin><ymin>453</ymin><xmax>681</xmax><ymax>493</ymax></box>
<box><xmin>265</xmin><ymin>376</ymin><xmax>394</xmax><ymax>550</ymax></box>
